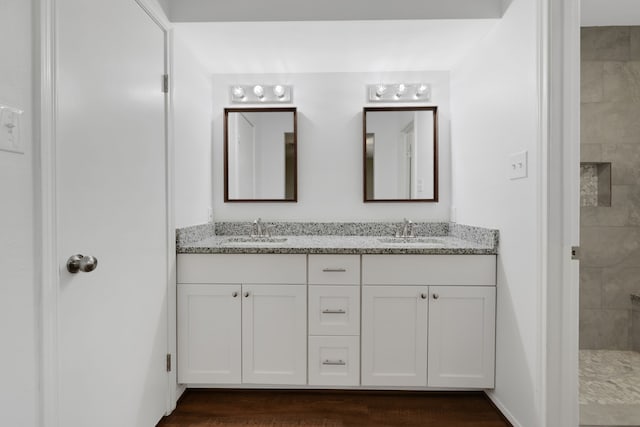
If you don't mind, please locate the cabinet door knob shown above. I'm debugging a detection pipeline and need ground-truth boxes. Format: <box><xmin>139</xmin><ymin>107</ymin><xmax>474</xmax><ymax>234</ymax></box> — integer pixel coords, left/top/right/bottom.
<box><xmin>420</xmin><ymin>293</ymin><xmax>427</xmax><ymax>299</ymax></box>
<box><xmin>244</xmin><ymin>292</ymin><xmax>250</xmax><ymax>298</ymax></box>
<box><xmin>232</xmin><ymin>292</ymin><xmax>238</xmax><ymax>298</ymax></box>
<box><xmin>432</xmin><ymin>293</ymin><xmax>439</xmax><ymax>300</ymax></box>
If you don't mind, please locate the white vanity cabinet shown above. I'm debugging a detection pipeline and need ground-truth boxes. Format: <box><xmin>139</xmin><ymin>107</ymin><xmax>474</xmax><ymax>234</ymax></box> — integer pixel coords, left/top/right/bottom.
<box><xmin>242</xmin><ymin>284</ymin><xmax>307</xmax><ymax>384</ymax></box>
<box><xmin>177</xmin><ymin>251</ymin><xmax>497</xmax><ymax>390</ymax></box>
<box><xmin>427</xmin><ymin>285</ymin><xmax>496</xmax><ymax>388</ymax></box>
<box><xmin>177</xmin><ymin>254</ymin><xmax>307</xmax><ymax>385</ymax></box>
<box><xmin>177</xmin><ymin>284</ymin><xmax>241</xmax><ymax>384</ymax></box>
<box><xmin>361</xmin><ymin>285</ymin><xmax>428</xmax><ymax>386</ymax></box>
<box><xmin>361</xmin><ymin>255</ymin><xmax>496</xmax><ymax>389</ymax></box>
<box><xmin>307</xmin><ymin>255</ymin><xmax>361</xmax><ymax>386</ymax></box>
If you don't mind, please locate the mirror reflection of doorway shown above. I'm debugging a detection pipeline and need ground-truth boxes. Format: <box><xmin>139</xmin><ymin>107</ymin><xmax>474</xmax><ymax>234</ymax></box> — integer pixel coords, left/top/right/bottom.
<box><xmin>399</xmin><ymin>120</ymin><xmax>415</xmax><ymax>199</ymax></box>
<box><xmin>365</xmin><ymin>133</ymin><xmax>375</xmax><ymax>200</ymax></box>
<box><xmin>234</xmin><ymin>113</ymin><xmax>256</xmax><ymax>199</ymax></box>
<box><xmin>284</xmin><ymin>132</ymin><xmax>295</xmax><ymax>200</ymax></box>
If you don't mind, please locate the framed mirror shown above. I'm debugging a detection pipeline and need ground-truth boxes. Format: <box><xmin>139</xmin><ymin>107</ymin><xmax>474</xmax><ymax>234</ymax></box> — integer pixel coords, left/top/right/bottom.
<box><xmin>224</xmin><ymin>107</ymin><xmax>297</xmax><ymax>202</ymax></box>
<box><xmin>363</xmin><ymin>106</ymin><xmax>438</xmax><ymax>202</ymax></box>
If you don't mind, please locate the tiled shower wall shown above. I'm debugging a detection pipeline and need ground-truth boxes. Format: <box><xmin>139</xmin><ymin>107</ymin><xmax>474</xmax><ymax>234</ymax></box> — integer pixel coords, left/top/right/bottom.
<box><xmin>580</xmin><ymin>26</ymin><xmax>640</xmax><ymax>349</ymax></box>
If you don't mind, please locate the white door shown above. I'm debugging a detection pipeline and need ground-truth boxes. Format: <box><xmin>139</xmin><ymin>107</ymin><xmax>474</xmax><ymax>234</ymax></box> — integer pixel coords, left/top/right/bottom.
<box><xmin>56</xmin><ymin>0</ymin><xmax>168</xmax><ymax>425</ymax></box>
<box><xmin>361</xmin><ymin>286</ymin><xmax>428</xmax><ymax>386</ymax></box>
<box><xmin>177</xmin><ymin>284</ymin><xmax>241</xmax><ymax>384</ymax></box>
<box><xmin>242</xmin><ymin>284</ymin><xmax>307</xmax><ymax>384</ymax></box>
<box><xmin>427</xmin><ymin>286</ymin><xmax>496</xmax><ymax>388</ymax></box>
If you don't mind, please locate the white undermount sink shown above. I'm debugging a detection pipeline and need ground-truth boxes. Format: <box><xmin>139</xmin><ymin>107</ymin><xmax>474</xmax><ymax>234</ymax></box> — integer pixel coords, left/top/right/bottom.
<box><xmin>378</xmin><ymin>237</ymin><xmax>446</xmax><ymax>245</ymax></box>
<box><xmin>221</xmin><ymin>236</ymin><xmax>288</xmax><ymax>245</ymax></box>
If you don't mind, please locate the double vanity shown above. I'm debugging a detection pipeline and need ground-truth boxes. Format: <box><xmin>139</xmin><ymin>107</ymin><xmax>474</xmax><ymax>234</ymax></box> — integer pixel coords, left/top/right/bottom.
<box><xmin>176</xmin><ymin>221</ymin><xmax>498</xmax><ymax>391</ymax></box>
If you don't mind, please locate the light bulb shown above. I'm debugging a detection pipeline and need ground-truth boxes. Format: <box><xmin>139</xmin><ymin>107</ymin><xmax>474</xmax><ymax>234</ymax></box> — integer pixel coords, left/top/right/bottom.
<box><xmin>273</xmin><ymin>85</ymin><xmax>286</xmax><ymax>99</ymax></box>
<box><xmin>396</xmin><ymin>84</ymin><xmax>407</xmax><ymax>97</ymax></box>
<box><xmin>375</xmin><ymin>84</ymin><xmax>387</xmax><ymax>98</ymax></box>
<box><xmin>232</xmin><ymin>86</ymin><xmax>245</xmax><ymax>99</ymax></box>
<box><xmin>253</xmin><ymin>85</ymin><xmax>265</xmax><ymax>99</ymax></box>
<box><xmin>416</xmin><ymin>84</ymin><xmax>429</xmax><ymax>98</ymax></box>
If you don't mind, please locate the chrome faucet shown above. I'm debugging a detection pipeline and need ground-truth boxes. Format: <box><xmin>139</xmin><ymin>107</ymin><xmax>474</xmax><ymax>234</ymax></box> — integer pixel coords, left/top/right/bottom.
<box><xmin>396</xmin><ymin>218</ymin><xmax>414</xmax><ymax>238</ymax></box>
<box><xmin>252</xmin><ymin>218</ymin><xmax>270</xmax><ymax>237</ymax></box>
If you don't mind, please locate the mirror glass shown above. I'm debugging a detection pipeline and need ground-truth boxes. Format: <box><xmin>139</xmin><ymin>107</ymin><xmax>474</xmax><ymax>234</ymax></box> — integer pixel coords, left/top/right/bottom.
<box><xmin>364</xmin><ymin>107</ymin><xmax>438</xmax><ymax>202</ymax></box>
<box><xmin>224</xmin><ymin>108</ymin><xmax>297</xmax><ymax>202</ymax></box>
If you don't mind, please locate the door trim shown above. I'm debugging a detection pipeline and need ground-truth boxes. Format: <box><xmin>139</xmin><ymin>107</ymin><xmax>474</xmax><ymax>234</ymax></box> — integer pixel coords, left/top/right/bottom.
<box><xmin>37</xmin><ymin>1</ymin><xmax>175</xmax><ymax>426</ymax></box>
<box><xmin>543</xmin><ymin>0</ymin><xmax>581</xmax><ymax>425</ymax></box>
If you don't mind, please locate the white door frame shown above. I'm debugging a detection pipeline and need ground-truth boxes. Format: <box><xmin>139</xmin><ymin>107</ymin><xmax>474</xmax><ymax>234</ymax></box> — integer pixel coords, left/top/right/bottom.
<box><xmin>36</xmin><ymin>1</ymin><xmax>176</xmax><ymax>426</ymax></box>
<box><xmin>543</xmin><ymin>0</ymin><xmax>581</xmax><ymax>425</ymax></box>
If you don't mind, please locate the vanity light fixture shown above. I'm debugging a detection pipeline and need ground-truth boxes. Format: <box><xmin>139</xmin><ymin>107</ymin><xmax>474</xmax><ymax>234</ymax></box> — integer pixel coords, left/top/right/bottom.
<box><xmin>375</xmin><ymin>84</ymin><xmax>388</xmax><ymax>98</ymax></box>
<box><xmin>232</xmin><ymin>86</ymin><xmax>246</xmax><ymax>100</ymax></box>
<box><xmin>273</xmin><ymin>85</ymin><xmax>286</xmax><ymax>99</ymax></box>
<box><xmin>416</xmin><ymin>84</ymin><xmax>430</xmax><ymax>98</ymax></box>
<box><xmin>253</xmin><ymin>85</ymin><xmax>265</xmax><ymax>99</ymax></box>
<box><xmin>367</xmin><ymin>83</ymin><xmax>431</xmax><ymax>103</ymax></box>
<box><xmin>230</xmin><ymin>84</ymin><xmax>293</xmax><ymax>104</ymax></box>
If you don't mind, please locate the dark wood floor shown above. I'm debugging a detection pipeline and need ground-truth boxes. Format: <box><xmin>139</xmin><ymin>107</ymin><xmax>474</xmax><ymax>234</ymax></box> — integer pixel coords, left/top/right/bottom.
<box><xmin>157</xmin><ymin>389</ymin><xmax>512</xmax><ymax>427</ymax></box>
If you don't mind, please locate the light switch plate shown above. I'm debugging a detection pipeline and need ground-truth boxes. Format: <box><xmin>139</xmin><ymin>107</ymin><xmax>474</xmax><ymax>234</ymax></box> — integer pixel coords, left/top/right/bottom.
<box><xmin>509</xmin><ymin>151</ymin><xmax>528</xmax><ymax>180</ymax></box>
<box><xmin>0</xmin><ymin>104</ymin><xmax>24</xmax><ymax>154</ymax></box>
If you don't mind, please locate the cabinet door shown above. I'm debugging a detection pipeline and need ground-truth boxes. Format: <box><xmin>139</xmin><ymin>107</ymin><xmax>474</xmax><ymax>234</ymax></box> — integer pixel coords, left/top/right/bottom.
<box><xmin>427</xmin><ymin>286</ymin><xmax>496</xmax><ymax>388</ymax></box>
<box><xmin>242</xmin><ymin>284</ymin><xmax>307</xmax><ymax>385</ymax></box>
<box><xmin>177</xmin><ymin>284</ymin><xmax>241</xmax><ymax>384</ymax></box>
<box><xmin>361</xmin><ymin>286</ymin><xmax>428</xmax><ymax>386</ymax></box>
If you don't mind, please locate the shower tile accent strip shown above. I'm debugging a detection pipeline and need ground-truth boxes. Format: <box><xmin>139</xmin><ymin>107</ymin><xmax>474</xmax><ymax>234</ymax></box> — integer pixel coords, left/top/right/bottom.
<box><xmin>633</xmin><ymin>294</ymin><xmax>640</xmax><ymax>352</ymax></box>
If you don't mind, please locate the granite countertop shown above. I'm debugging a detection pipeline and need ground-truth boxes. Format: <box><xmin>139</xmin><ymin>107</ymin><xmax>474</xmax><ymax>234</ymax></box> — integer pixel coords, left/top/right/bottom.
<box><xmin>176</xmin><ymin>222</ymin><xmax>498</xmax><ymax>255</ymax></box>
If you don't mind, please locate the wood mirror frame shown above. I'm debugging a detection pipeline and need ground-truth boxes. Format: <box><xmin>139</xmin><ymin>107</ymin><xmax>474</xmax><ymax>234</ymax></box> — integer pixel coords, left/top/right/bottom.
<box><xmin>224</xmin><ymin>107</ymin><xmax>298</xmax><ymax>202</ymax></box>
<box><xmin>363</xmin><ymin>106</ymin><xmax>438</xmax><ymax>203</ymax></box>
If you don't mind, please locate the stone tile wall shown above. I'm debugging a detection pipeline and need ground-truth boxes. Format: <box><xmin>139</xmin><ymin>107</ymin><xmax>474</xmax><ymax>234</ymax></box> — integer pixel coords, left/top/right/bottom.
<box><xmin>580</xmin><ymin>26</ymin><xmax>640</xmax><ymax>349</ymax></box>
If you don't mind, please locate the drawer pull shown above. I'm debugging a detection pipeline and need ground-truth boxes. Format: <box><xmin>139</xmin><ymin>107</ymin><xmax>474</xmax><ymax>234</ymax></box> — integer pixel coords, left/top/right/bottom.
<box><xmin>322</xmin><ymin>309</ymin><xmax>347</xmax><ymax>314</ymax></box>
<box><xmin>322</xmin><ymin>359</ymin><xmax>346</xmax><ymax>366</ymax></box>
<box><xmin>322</xmin><ymin>268</ymin><xmax>347</xmax><ymax>272</ymax></box>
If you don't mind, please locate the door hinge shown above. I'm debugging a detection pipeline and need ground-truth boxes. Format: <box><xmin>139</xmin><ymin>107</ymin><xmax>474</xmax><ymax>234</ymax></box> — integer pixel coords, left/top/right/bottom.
<box><xmin>571</xmin><ymin>246</ymin><xmax>580</xmax><ymax>260</ymax></box>
<box><xmin>162</xmin><ymin>74</ymin><xmax>169</xmax><ymax>93</ymax></box>
<box><xmin>166</xmin><ymin>353</ymin><xmax>172</xmax><ymax>372</ymax></box>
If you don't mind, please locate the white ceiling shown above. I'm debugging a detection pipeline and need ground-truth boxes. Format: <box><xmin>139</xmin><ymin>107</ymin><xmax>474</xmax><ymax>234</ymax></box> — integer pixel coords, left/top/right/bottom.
<box><xmin>166</xmin><ymin>0</ymin><xmax>508</xmax><ymax>22</ymax></box>
<box><xmin>175</xmin><ymin>20</ymin><xmax>499</xmax><ymax>74</ymax></box>
<box><xmin>582</xmin><ymin>0</ymin><xmax>640</xmax><ymax>26</ymax></box>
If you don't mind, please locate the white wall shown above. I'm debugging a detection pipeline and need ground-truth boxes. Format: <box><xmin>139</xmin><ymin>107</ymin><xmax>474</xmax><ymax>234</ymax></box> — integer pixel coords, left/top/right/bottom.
<box><xmin>173</xmin><ymin>32</ymin><xmax>213</xmax><ymax>227</ymax></box>
<box><xmin>0</xmin><ymin>0</ymin><xmax>38</xmax><ymax>426</ymax></box>
<box><xmin>212</xmin><ymin>71</ymin><xmax>451</xmax><ymax>221</ymax></box>
<box><xmin>155</xmin><ymin>0</ymin><xmax>169</xmax><ymax>16</ymax></box>
<box><xmin>451</xmin><ymin>0</ymin><xmax>540</xmax><ymax>426</ymax></box>
<box><xmin>168</xmin><ymin>0</ymin><xmax>505</xmax><ymax>22</ymax></box>
<box><xmin>581</xmin><ymin>0</ymin><xmax>640</xmax><ymax>26</ymax></box>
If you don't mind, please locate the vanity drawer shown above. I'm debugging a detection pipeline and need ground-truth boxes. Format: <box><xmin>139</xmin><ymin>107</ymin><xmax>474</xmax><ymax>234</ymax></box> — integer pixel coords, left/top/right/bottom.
<box><xmin>308</xmin><ymin>336</ymin><xmax>360</xmax><ymax>386</ymax></box>
<box><xmin>309</xmin><ymin>286</ymin><xmax>360</xmax><ymax>335</ymax></box>
<box><xmin>177</xmin><ymin>254</ymin><xmax>306</xmax><ymax>284</ymax></box>
<box><xmin>362</xmin><ymin>255</ymin><xmax>496</xmax><ymax>286</ymax></box>
<box><xmin>308</xmin><ymin>255</ymin><xmax>360</xmax><ymax>285</ymax></box>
